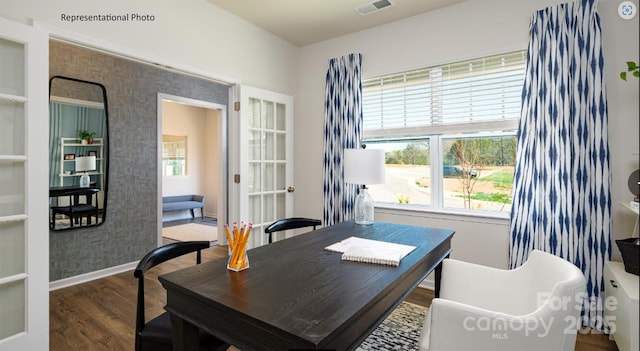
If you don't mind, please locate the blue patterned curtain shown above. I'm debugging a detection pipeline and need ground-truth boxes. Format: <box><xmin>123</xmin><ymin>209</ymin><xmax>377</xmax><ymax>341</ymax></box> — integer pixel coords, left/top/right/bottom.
<box><xmin>510</xmin><ymin>0</ymin><xmax>610</xmax><ymax>331</ymax></box>
<box><xmin>323</xmin><ymin>53</ymin><xmax>363</xmax><ymax>226</ymax></box>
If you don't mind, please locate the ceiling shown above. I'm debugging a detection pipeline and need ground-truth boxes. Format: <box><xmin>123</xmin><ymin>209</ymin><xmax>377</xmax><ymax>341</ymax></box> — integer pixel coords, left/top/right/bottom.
<box><xmin>205</xmin><ymin>0</ymin><xmax>464</xmax><ymax>46</ymax></box>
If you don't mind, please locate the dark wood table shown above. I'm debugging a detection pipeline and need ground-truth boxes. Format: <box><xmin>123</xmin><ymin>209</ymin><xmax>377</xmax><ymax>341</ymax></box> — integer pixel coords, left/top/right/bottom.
<box><xmin>159</xmin><ymin>220</ymin><xmax>454</xmax><ymax>351</ymax></box>
<box><xmin>49</xmin><ymin>185</ymin><xmax>98</xmax><ymax>198</ymax></box>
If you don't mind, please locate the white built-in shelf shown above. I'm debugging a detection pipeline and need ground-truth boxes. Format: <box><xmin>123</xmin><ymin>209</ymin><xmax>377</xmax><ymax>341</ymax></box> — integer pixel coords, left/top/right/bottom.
<box><xmin>58</xmin><ymin>137</ymin><xmax>104</xmax><ymax>189</ymax></box>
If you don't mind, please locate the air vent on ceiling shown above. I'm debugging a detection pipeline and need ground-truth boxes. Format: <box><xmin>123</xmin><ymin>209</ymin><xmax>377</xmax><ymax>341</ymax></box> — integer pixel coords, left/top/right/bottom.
<box><xmin>355</xmin><ymin>0</ymin><xmax>394</xmax><ymax>16</ymax></box>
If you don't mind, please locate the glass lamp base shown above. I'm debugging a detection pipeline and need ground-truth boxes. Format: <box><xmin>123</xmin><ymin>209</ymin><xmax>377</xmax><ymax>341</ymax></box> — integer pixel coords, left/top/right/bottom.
<box><xmin>79</xmin><ymin>172</ymin><xmax>90</xmax><ymax>187</ymax></box>
<box><xmin>354</xmin><ymin>188</ymin><xmax>374</xmax><ymax>225</ymax></box>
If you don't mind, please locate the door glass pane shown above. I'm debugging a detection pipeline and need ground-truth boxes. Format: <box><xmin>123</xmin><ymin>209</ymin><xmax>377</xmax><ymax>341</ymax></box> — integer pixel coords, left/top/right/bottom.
<box><xmin>0</xmin><ymin>38</ymin><xmax>25</xmax><ymax>96</ymax></box>
<box><xmin>0</xmin><ymin>100</ymin><xmax>25</xmax><ymax>155</ymax></box>
<box><xmin>249</xmin><ymin>130</ymin><xmax>261</xmax><ymax>161</ymax></box>
<box><xmin>248</xmin><ymin>98</ymin><xmax>260</xmax><ymax>128</ymax></box>
<box><xmin>276</xmin><ymin>193</ymin><xmax>285</xmax><ymax>219</ymax></box>
<box><xmin>0</xmin><ymin>221</ymin><xmax>25</xmax><ymax>278</ymax></box>
<box><xmin>276</xmin><ymin>133</ymin><xmax>285</xmax><ymax>161</ymax></box>
<box><xmin>263</xmin><ymin>194</ymin><xmax>274</xmax><ymax>223</ymax></box>
<box><xmin>262</xmin><ymin>100</ymin><xmax>274</xmax><ymax>129</ymax></box>
<box><xmin>264</xmin><ymin>132</ymin><xmax>274</xmax><ymax>160</ymax></box>
<box><xmin>276</xmin><ymin>163</ymin><xmax>286</xmax><ymax>190</ymax></box>
<box><xmin>0</xmin><ymin>98</ymin><xmax>25</xmax><ymax>155</ymax></box>
<box><xmin>276</xmin><ymin>103</ymin><xmax>285</xmax><ymax>131</ymax></box>
<box><xmin>248</xmin><ymin>162</ymin><xmax>260</xmax><ymax>193</ymax></box>
<box><xmin>0</xmin><ymin>161</ymin><xmax>25</xmax><ymax>216</ymax></box>
<box><xmin>264</xmin><ymin>164</ymin><xmax>274</xmax><ymax>191</ymax></box>
<box><xmin>0</xmin><ymin>280</ymin><xmax>25</xmax><ymax>339</ymax></box>
<box><xmin>249</xmin><ymin>195</ymin><xmax>261</xmax><ymax>223</ymax></box>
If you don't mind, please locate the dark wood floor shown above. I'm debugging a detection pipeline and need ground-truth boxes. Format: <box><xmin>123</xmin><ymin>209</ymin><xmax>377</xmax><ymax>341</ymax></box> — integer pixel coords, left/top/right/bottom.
<box><xmin>50</xmin><ymin>244</ymin><xmax>618</xmax><ymax>351</ymax></box>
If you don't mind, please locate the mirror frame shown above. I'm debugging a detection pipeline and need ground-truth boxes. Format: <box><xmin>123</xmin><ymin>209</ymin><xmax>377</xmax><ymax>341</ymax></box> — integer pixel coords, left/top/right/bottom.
<box><xmin>49</xmin><ymin>75</ymin><xmax>110</xmax><ymax>230</ymax></box>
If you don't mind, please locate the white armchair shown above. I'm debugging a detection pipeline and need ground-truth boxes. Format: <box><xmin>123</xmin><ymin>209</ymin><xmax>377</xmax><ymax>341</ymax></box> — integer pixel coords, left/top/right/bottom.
<box><xmin>419</xmin><ymin>250</ymin><xmax>586</xmax><ymax>351</ymax></box>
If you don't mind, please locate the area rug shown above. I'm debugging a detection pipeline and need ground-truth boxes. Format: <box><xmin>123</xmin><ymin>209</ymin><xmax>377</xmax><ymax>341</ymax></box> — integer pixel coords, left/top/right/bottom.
<box><xmin>162</xmin><ymin>223</ymin><xmax>218</xmax><ymax>243</ymax></box>
<box><xmin>357</xmin><ymin>301</ymin><xmax>427</xmax><ymax>351</ymax></box>
<box><xmin>225</xmin><ymin>301</ymin><xmax>427</xmax><ymax>351</ymax></box>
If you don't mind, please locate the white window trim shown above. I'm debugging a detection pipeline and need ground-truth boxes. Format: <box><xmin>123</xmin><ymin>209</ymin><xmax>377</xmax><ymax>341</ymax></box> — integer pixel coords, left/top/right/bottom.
<box><xmin>375</xmin><ymin>203</ymin><xmax>511</xmax><ymax>224</ymax></box>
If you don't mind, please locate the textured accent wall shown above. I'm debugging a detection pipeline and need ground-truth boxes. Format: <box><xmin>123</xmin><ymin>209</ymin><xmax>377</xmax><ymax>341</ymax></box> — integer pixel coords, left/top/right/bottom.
<box><xmin>49</xmin><ymin>41</ymin><xmax>229</xmax><ymax>281</ymax></box>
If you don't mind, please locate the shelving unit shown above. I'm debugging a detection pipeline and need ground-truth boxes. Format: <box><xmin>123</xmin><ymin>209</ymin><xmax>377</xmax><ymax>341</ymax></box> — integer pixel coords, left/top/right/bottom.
<box><xmin>58</xmin><ymin>137</ymin><xmax>104</xmax><ymax>190</ymax></box>
<box><xmin>620</xmin><ymin>202</ymin><xmax>639</xmax><ymax>237</ymax></box>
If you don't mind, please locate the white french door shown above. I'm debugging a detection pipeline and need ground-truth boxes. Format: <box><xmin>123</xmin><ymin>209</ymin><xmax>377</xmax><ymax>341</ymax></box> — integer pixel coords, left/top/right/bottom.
<box><xmin>0</xmin><ymin>17</ymin><xmax>49</xmax><ymax>351</ymax></box>
<box><xmin>230</xmin><ymin>85</ymin><xmax>293</xmax><ymax>249</ymax></box>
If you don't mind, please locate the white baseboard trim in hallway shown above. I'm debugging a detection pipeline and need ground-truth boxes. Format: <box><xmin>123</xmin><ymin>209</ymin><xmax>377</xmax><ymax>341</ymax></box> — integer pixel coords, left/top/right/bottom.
<box><xmin>49</xmin><ymin>261</ymin><xmax>137</xmax><ymax>291</ymax></box>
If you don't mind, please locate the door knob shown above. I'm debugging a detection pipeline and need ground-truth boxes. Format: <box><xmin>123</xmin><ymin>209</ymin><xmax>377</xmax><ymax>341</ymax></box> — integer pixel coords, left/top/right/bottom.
<box><xmin>287</xmin><ymin>186</ymin><xmax>295</xmax><ymax>193</ymax></box>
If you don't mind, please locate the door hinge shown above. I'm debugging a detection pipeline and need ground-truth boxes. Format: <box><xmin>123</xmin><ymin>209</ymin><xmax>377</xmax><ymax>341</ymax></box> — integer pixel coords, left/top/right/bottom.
<box><xmin>234</xmin><ymin>101</ymin><xmax>240</xmax><ymax>111</ymax></box>
<box><xmin>234</xmin><ymin>174</ymin><xmax>240</xmax><ymax>183</ymax></box>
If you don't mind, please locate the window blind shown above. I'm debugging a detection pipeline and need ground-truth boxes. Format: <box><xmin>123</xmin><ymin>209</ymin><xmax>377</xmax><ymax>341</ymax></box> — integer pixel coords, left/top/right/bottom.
<box><xmin>363</xmin><ymin>50</ymin><xmax>526</xmax><ymax>138</ymax></box>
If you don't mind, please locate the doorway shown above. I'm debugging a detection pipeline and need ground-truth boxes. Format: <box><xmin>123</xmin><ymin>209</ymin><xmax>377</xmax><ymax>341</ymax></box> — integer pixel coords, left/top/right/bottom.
<box><xmin>157</xmin><ymin>93</ymin><xmax>227</xmax><ymax>246</ymax></box>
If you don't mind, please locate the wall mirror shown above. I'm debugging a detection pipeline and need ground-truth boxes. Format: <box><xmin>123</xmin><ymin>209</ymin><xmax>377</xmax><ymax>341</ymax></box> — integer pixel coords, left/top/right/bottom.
<box><xmin>49</xmin><ymin>76</ymin><xmax>109</xmax><ymax>231</ymax></box>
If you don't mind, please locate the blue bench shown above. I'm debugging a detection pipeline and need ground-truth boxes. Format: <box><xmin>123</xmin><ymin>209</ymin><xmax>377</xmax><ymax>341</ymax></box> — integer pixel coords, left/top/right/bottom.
<box><xmin>162</xmin><ymin>195</ymin><xmax>205</xmax><ymax>219</ymax></box>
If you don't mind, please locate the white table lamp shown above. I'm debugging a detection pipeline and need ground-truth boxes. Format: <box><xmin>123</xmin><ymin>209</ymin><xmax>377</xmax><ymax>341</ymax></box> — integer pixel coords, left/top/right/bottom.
<box><xmin>344</xmin><ymin>148</ymin><xmax>385</xmax><ymax>225</ymax></box>
<box><xmin>75</xmin><ymin>155</ymin><xmax>96</xmax><ymax>188</ymax></box>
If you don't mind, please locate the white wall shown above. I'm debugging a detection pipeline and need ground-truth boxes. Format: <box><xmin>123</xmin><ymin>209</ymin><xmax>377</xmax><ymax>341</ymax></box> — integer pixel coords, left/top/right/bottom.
<box><xmin>0</xmin><ymin>0</ymin><xmax>299</xmax><ymax>94</ymax></box>
<box><xmin>204</xmin><ymin>108</ymin><xmax>221</xmax><ymax>217</ymax></box>
<box><xmin>295</xmin><ymin>0</ymin><xmax>639</xmax><ymax>267</ymax></box>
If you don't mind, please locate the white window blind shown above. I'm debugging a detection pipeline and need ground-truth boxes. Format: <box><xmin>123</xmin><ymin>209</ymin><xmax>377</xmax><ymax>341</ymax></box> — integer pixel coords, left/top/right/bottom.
<box><xmin>363</xmin><ymin>50</ymin><xmax>526</xmax><ymax>139</ymax></box>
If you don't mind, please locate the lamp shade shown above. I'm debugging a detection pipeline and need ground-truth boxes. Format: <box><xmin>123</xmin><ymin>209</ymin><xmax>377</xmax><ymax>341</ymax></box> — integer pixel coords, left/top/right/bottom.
<box><xmin>75</xmin><ymin>155</ymin><xmax>96</xmax><ymax>172</ymax></box>
<box><xmin>344</xmin><ymin>149</ymin><xmax>385</xmax><ymax>185</ymax></box>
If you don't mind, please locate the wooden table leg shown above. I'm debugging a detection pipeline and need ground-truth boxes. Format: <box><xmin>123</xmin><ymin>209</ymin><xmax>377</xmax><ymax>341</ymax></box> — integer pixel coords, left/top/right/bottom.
<box><xmin>170</xmin><ymin>313</ymin><xmax>200</xmax><ymax>351</ymax></box>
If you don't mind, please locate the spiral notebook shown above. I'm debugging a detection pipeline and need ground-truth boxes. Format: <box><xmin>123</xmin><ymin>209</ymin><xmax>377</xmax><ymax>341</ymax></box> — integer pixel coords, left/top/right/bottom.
<box><xmin>325</xmin><ymin>236</ymin><xmax>416</xmax><ymax>266</ymax></box>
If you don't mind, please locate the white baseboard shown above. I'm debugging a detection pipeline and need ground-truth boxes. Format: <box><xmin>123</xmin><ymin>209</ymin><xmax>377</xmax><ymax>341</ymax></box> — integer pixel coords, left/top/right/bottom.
<box><xmin>49</xmin><ymin>261</ymin><xmax>138</xmax><ymax>291</ymax></box>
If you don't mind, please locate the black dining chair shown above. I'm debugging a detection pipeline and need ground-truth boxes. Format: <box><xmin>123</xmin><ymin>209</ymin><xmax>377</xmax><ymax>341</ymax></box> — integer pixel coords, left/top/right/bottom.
<box><xmin>50</xmin><ymin>188</ymin><xmax>99</xmax><ymax>229</ymax></box>
<box><xmin>134</xmin><ymin>241</ymin><xmax>229</xmax><ymax>351</ymax></box>
<box><xmin>264</xmin><ymin>217</ymin><xmax>322</xmax><ymax>244</ymax></box>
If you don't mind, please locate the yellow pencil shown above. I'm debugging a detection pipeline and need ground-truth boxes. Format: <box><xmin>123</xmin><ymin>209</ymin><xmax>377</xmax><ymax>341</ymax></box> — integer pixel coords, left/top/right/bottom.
<box><xmin>224</xmin><ymin>224</ymin><xmax>234</xmax><ymax>250</ymax></box>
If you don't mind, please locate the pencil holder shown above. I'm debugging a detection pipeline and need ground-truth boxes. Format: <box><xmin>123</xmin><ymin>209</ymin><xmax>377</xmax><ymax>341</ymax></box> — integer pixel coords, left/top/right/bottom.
<box><xmin>225</xmin><ymin>222</ymin><xmax>251</xmax><ymax>272</ymax></box>
<box><xmin>227</xmin><ymin>251</ymin><xmax>249</xmax><ymax>272</ymax></box>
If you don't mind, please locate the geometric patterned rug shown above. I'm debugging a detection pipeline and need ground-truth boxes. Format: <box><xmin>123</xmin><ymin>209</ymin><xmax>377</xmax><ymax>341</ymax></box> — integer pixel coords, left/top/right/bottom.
<box><xmin>225</xmin><ymin>301</ymin><xmax>427</xmax><ymax>351</ymax></box>
<box><xmin>357</xmin><ymin>301</ymin><xmax>427</xmax><ymax>351</ymax></box>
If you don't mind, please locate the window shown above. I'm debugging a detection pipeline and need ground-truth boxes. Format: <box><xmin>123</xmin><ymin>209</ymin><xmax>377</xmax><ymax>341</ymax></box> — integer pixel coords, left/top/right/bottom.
<box><xmin>162</xmin><ymin>135</ymin><xmax>187</xmax><ymax>176</ymax></box>
<box><xmin>363</xmin><ymin>51</ymin><xmax>526</xmax><ymax>213</ymax></box>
